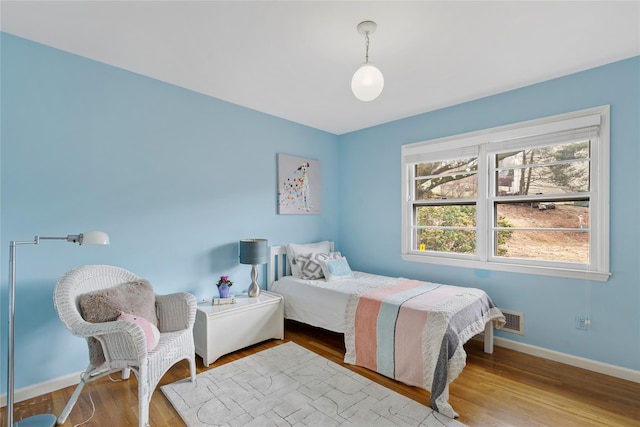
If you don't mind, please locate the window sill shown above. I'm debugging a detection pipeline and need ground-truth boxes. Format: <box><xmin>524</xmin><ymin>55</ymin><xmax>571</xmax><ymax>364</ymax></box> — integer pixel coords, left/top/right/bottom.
<box><xmin>401</xmin><ymin>253</ymin><xmax>611</xmax><ymax>282</ymax></box>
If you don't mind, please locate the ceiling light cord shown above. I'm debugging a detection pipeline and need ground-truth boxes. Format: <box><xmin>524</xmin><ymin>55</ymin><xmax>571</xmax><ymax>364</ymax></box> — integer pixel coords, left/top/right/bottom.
<box><xmin>364</xmin><ymin>32</ymin><xmax>370</xmax><ymax>63</ymax></box>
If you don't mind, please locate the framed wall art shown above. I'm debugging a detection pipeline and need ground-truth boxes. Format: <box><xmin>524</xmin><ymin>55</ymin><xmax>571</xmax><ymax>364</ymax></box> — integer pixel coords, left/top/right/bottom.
<box><xmin>277</xmin><ymin>153</ymin><xmax>321</xmax><ymax>215</ymax></box>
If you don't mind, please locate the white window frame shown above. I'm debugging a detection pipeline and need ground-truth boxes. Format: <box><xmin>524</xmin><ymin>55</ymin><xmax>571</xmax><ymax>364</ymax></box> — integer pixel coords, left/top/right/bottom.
<box><xmin>401</xmin><ymin>105</ymin><xmax>611</xmax><ymax>282</ymax></box>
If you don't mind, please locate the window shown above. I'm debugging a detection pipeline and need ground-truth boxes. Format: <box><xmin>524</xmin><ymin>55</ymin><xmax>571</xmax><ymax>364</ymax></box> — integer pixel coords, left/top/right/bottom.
<box><xmin>401</xmin><ymin>106</ymin><xmax>610</xmax><ymax>281</ymax></box>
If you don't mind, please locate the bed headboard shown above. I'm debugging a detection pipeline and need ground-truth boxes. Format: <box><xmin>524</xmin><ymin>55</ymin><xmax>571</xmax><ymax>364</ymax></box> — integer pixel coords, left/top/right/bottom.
<box><xmin>267</xmin><ymin>245</ymin><xmax>289</xmax><ymax>288</ymax></box>
<box><xmin>267</xmin><ymin>242</ymin><xmax>335</xmax><ymax>289</ymax></box>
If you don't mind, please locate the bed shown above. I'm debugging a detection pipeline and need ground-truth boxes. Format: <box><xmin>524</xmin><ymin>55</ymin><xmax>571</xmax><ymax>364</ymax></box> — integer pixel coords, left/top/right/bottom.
<box><xmin>267</xmin><ymin>242</ymin><xmax>505</xmax><ymax>418</ymax></box>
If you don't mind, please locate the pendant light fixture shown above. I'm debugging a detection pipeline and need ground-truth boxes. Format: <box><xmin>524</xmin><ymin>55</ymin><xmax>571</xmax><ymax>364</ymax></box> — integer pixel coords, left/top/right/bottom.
<box><xmin>351</xmin><ymin>20</ymin><xmax>384</xmax><ymax>102</ymax></box>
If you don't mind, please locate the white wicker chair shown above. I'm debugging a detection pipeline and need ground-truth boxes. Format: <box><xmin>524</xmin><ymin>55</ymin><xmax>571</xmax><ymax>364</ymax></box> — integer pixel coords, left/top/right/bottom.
<box><xmin>53</xmin><ymin>265</ymin><xmax>197</xmax><ymax>427</ymax></box>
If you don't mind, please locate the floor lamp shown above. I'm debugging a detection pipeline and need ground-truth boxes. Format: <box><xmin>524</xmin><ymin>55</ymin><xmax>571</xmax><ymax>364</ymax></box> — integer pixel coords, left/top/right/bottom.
<box><xmin>239</xmin><ymin>239</ymin><xmax>267</xmax><ymax>297</ymax></box>
<box><xmin>6</xmin><ymin>231</ymin><xmax>110</xmax><ymax>427</ymax></box>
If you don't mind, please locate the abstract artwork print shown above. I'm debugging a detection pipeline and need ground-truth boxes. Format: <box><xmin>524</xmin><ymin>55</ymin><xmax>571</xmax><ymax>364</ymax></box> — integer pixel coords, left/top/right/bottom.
<box><xmin>278</xmin><ymin>153</ymin><xmax>321</xmax><ymax>214</ymax></box>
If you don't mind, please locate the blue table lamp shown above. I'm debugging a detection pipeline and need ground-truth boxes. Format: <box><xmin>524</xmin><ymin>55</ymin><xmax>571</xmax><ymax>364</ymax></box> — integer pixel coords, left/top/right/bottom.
<box><xmin>239</xmin><ymin>239</ymin><xmax>267</xmax><ymax>297</ymax></box>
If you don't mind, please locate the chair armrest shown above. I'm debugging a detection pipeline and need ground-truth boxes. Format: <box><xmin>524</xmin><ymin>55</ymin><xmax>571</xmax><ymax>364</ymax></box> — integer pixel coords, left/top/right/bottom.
<box><xmin>155</xmin><ymin>292</ymin><xmax>197</xmax><ymax>332</ymax></box>
<box><xmin>73</xmin><ymin>320</ymin><xmax>148</xmax><ymax>361</ymax></box>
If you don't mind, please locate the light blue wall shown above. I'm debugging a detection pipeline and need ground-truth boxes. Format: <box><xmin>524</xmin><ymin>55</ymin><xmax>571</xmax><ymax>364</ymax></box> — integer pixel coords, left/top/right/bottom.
<box><xmin>0</xmin><ymin>33</ymin><xmax>340</xmax><ymax>392</ymax></box>
<box><xmin>338</xmin><ymin>56</ymin><xmax>640</xmax><ymax>371</ymax></box>
<box><xmin>1</xmin><ymin>32</ymin><xmax>638</xmax><ymax>395</ymax></box>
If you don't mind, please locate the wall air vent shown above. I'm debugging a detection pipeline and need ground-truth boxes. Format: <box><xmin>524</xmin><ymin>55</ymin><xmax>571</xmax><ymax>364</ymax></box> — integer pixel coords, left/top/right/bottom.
<box><xmin>500</xmin><ymin>309</ymin><xmax>524</xmax><ymax>335</ymax></box>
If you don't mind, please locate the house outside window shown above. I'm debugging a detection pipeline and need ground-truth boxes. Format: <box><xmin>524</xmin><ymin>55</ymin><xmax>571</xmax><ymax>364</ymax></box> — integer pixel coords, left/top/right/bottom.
<box><xmin>401</xmin><ymin>106</ymin><xmax>610</xmax><ymax>281</ymax></box>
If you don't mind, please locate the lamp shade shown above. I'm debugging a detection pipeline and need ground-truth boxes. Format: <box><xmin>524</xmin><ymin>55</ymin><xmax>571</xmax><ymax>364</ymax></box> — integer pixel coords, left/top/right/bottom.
<box><xmin>80</xmin><ymin>231</ymin><xmax>110</xmax><ymax>245</ymax></box>
<box><xmin>351</xmin><ymin>63</ymin><xmax>384</xmax><ymax>102</ymax></box>
<box><xmin>239</xmin><ymin>239</ymin><xmax>268</xmax><ymax>265</ymax></box>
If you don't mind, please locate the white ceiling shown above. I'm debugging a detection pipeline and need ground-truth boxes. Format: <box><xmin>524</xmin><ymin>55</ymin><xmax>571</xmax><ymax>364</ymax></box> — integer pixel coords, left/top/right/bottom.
<box><xmin>2</xmin><ymin>1</ymin><xmax>639</xmax><ymax>135</ymax></box>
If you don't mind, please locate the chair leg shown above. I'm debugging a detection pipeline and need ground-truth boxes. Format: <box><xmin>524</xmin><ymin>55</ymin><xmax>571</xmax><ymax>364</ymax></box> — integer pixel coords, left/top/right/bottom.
<box><xmin>138</xmin><ymin>365</ymin><xmax>150</xmax><ymax>427</ymax></box>
<box><xmin>138</xmin><ymin>400</ymin><xmax>150</xmax><ymax>427</ymax></box>
<box><xmin>122</xmin><ymin>367</ymin><xmax>131</xmax><ymax>379</ymax></box>
<box><xmin>57</xmin><ymin>369</ymin><xmax>92</xmax><ymax>425</ymax></box>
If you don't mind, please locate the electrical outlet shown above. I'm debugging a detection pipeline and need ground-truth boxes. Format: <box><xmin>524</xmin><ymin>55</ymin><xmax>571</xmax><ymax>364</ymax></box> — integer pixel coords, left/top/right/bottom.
<box><xmin>575</xmin><ymin>315</ymin><xmax>590</xmax><ymax>330</ymax></box>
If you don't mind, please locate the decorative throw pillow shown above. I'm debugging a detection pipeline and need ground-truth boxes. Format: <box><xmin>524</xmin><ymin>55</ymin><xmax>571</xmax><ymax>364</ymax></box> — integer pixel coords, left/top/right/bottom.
<box><xmin>320</xmin><ymin>256</ymin><xmax>354</xmax><ymax>281</ymax></box>
<box><xmin>79</xmin><ymin>280</ymin><xmax>158</xmax><ymax>366</ymax></box>
<box><xmin>286</xmin><ymin>241</ymin><xmax>331</xmax><ymax>277</ymax></box>
<box><xmin>117</xmin><ymin>312</ymin><xmax>160</xmax><ymax>352</ymax></box>
<box><xmin>296</xmin><ymin>252</ymin><xmax>342</xmax><ymax>280</ymax></box>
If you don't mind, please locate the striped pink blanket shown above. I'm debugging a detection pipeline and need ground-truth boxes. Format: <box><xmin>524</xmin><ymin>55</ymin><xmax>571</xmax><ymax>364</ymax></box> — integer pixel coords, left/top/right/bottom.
<box><xmin>344</xmin><ymin>279</ymin><xmax>504</xmax><ymax>418</ymax></box>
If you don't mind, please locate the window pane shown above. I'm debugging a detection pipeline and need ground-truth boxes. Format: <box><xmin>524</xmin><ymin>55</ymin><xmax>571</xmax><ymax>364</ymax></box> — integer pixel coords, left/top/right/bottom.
<box><xmin>496</xmin><ymin>141</ymin><xmax>591</xmax><ymax>196</ymax></box>
<box><xmin>497</xmin><ymin>141</ymin><xmax>590</xmax><ymax>169</ymax></box>
<box><xmin>417</xmin><ymin>229</ymin><xmax>476</xmax><ymax>254</ymax></box>
<box><xmin>495</xmin><ymin>201</ymin><xmax>590</xmax><ymax>262</ymax></box>
<box><xmin>414</xmin><ymin>158</ymin><xmax>477</xmax><ymax>200</ymax></box>
<box><xmin>416</xmin><ymin>158</ymin><xmax>478</xmax><ymax>176</ymax></box>
<box><xmin>496</xmin><ymin>161</ymin><xmax>589</xmax><ymax>195</ymax></box>
<box><xmin>416</xmin><ymin>205</ymin><xmax>476</xmax><ymax>227</ymax></box>
<box><xmin>495</xmin><ymin>230</ymin><xmax>589</xmax><ymax>262</ymax></box>
<box><xmin>496</xmin><ymin>201</ymin><xmax>589</xmax><ymax>229</ymax></box>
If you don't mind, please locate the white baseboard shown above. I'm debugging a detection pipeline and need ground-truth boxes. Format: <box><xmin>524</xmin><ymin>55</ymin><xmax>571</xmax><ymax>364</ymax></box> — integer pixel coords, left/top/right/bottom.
<box><xmin>0</xmin><ymin>370</ymin><xmax>83</xmax><ymax>408</ymax></box>
<box><xmin>475</xmin><ymin>334</ymin><xmax>640</xmax><ymax>383</ymax></box>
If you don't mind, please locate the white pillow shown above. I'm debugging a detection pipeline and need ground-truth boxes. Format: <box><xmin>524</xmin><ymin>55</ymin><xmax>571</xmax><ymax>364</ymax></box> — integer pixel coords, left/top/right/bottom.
<box><xmin>296</xmin><ymin>252</ymin><xmax>342</xmax><ymax>280</ymax></box>
<box><xmin>320</xmin><ymin>256</ymin><xmax>354</xmax><ymax>281</ymax></box>
<box><xmin>287</xmin><ymin>241</ymin><xmax>331</xmax><ymax>277</ymax></box>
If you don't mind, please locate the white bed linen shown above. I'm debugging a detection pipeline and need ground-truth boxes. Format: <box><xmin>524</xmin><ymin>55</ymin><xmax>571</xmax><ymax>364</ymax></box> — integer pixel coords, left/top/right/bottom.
<box><xmin>269</xmin><ymin>271</ymin><xmax>399</xmax><ymax>333</ymax></box>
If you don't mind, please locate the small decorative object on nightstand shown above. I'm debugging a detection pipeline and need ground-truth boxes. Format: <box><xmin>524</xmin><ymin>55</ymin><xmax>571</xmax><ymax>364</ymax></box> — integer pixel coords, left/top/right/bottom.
<box><xmin>239</xmin><ymin>238</ymin><xmax>267</xmax><ymax>297</ymax></box>
<box><xmin>216</xmin><ymin>275</ymin><xmax>232</xmax><ymax>298</ymax></box>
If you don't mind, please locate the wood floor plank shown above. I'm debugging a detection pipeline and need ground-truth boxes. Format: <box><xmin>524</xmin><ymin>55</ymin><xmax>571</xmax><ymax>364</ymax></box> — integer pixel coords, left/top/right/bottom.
<box><xmin>3</xmin><ymin>320</ymin><xmax>639</xmax><ymax>426</ymax></box>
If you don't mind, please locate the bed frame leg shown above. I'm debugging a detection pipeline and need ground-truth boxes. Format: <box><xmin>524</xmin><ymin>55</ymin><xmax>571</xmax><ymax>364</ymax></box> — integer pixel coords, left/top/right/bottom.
<box><xmin>483</xmin><ymin>322</ymin><xmax>494</xmax><ymax>354</ymax></box>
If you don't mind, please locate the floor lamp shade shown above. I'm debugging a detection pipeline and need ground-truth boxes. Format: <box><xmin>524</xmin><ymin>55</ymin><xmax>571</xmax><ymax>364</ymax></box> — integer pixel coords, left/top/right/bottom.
<box><xmin>239</xmin><ymin>239</ymin><xmax>267</xmax><ymax>297</ymax></box>
<box><xmin>6</xmin><ymin>231</ymin><xmax>110</xmax><ymax>427</ymax></box>
<box><xmin>77</xmin><ymin>231</ymin><xmax>110</xmax><ymax>245</ymax></box>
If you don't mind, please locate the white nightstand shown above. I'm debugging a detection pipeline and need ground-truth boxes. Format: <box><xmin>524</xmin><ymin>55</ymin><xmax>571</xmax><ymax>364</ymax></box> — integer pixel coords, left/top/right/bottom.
<box><xmin>193</xmin><ymin>291</ymin><xmax>284</xmax><ymax>367</ymax></box>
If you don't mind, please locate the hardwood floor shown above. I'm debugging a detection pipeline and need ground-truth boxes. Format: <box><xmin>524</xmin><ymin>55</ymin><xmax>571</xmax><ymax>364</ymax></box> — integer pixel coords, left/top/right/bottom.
<box><xmin>4</xmin><ymin>320</ymin><xmax>639</xmax><ymax>426</ymax></box>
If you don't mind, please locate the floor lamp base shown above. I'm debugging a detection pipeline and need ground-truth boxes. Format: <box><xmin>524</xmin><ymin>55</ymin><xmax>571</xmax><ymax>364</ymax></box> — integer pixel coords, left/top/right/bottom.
<box><xmin>14</xmin><ymin>413</ymin><xmax>57</xmax><ymax>427</ymax></box>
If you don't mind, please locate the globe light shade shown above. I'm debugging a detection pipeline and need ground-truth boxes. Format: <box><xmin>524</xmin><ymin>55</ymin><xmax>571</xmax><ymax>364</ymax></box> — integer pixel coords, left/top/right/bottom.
<box><xmin>351</xmin><ymin>63</ymin><xmax>384</xmax><ymax>102</ymax></box>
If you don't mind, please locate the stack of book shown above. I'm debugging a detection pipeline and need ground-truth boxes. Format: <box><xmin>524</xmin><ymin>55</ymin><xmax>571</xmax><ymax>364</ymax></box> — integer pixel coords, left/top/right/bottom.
<box><xmin>212</xmin><ymin>297</ymin><xmax>238</xmax><ymax>306</ymax></box>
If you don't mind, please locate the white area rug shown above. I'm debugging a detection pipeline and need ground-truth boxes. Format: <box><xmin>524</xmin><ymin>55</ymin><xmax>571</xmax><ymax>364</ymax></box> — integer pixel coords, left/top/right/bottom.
<box><xmin>161</xmin><ymin>342</ymin><xmax>467</xmax><ymax>427</ymax></box>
